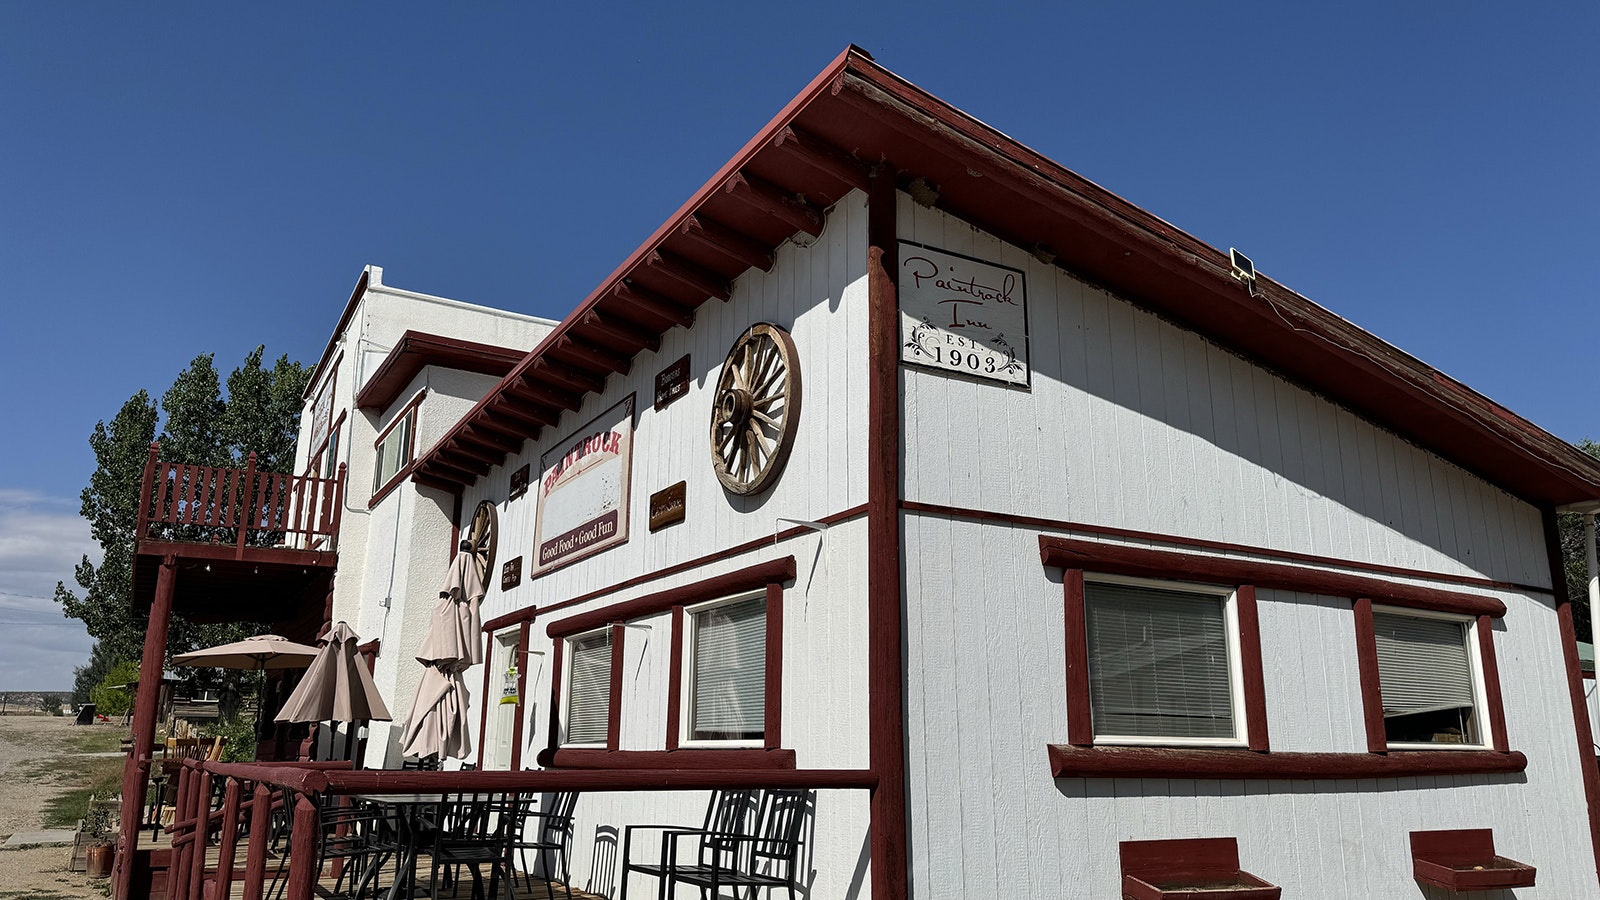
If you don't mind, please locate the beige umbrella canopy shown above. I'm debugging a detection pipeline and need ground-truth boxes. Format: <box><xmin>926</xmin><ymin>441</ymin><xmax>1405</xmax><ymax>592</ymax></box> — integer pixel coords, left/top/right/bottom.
<box><xmin>171</xmin><ymin>634</ymin><xmax>319</xmax><ymax>670</ymax></box>
<box><xmin>275</xmin><ymin>622</ymin><xmax>391</xmax><ymax>724</ymax></box>
<box><xmin>400</xmin><ymin>540</ymin><xmax>490</xmax><ymax>760</ymax></box>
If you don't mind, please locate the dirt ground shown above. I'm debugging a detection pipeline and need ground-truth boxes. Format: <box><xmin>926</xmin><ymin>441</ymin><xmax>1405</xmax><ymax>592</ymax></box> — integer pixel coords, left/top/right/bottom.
<box><xmin>0</xmin><ymin>714</ymin><xmax>125</xmax><ymax>899</ymax></box>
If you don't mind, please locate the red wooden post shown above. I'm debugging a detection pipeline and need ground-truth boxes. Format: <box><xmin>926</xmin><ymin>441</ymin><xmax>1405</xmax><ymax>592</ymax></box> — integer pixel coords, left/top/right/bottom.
<box><xmin>214</xmin><ymin>778</ymin><xmax>242</xmax><ymax>900</ymax></box>
<box><xmin>188</xmin><ymin>769</ymin><xmax>213</xmax><ymax>900</ymax></box>
<box><xmin>170</xmin><ymin>766</ymin><xmax>193</xmax><ymax>900</ymax></box>
<box><xmin>113</xmin><ymin>554</ymin><xmax>177</xmax><ymax>900</ymax></box>
<box><xmin>330</xmin><ymin>463</ymin><xmax>346</xmax><ymax>549</ymax></box>
<box><xmin>284</xmin><ymin>794</ymin><xmax>319</xmax><ymax>900</ymax></box>
<box><xmin>237</xmin><ymin>451</ymin><xmax>257</xmax><ymax>559</ymax></box>
<box><xmin>241</xmin><ymin>783</ymin><xmax>271</xmax><ymax>900</ymax></box>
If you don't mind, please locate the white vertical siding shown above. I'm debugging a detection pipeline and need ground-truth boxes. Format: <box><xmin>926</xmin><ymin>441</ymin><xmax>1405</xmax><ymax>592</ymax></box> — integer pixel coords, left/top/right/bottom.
<box><xmin>898</xmin><ymin>197</ymin><xmax>1592</xmax><ymax>898</ymax></box>
<box><xmin>899</xmin><ymin>197</ymin><xmax>1548</xmax><ymax>588</ymax></box>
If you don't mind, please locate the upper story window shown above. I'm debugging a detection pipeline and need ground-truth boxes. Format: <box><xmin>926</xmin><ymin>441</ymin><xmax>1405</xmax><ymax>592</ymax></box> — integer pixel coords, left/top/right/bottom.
<box><xmin>1372</xmin><ymin>608</ymin><xmax>1484</xmax><ymax>748</ymax></box>
<box><xmin>1084</xmin><ymin>577</ymin><xmax>1244</xmax><ymax>746</ymax></box>
<box><xmin>563</xmin><ymin>629</ymin><xmax>612</xmax><ymax>746</ymax></box>
<box><xmin>685</xmin><ymin>594</ymin><xmax>766</xmax><ymax>744</ymax></box>
<box><xmin>321</xmin><ymin>422</ymin><xmax>341</xmax><ymax>478</ymax></box>
<box><xmin>371</xmin><ymin>405</ymin><xmax>418</xmax><ymax>499</ymax></box>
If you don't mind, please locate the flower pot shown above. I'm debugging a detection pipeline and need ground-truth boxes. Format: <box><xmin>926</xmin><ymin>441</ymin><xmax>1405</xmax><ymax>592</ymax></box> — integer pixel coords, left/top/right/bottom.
<box><xmin>85</xmin><ymin>842</ymin><xmax>114</xmax><ymax>879</ymax></box>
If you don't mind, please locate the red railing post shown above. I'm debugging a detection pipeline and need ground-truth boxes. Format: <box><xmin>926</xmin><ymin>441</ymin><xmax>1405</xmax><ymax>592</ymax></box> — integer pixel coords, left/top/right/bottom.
<box><xmin>188</xmin><ymin>768</ymin><xmax>213</xmax><ymax>900</ymax></box>
<box><xmin>237</xmin><ymin>452</ymin><xmax>257</xmax><ymax>559</ymax></box>
<box><xmin>137</xmin><ymin>442</ymin><xmax>159</xmax><ymax>541</ymax></box>
<box><xmin>241</xmin><ymin>783</ymin><xmax>270</xmax><ymax>900</ymax></box>
<box><xmin>170</xmin><ymin>765</ymin><xmax>193</xmax><ymax>900</ymax></box>
<box><xmin>214</xmin><ymin>776</ymin><xmax>242</xmax><ymax>900</ymax></box>
<box><xmin>284</xmin><ymin>793</ymin><xmax>319</xmax><ymax>900</ymax></box>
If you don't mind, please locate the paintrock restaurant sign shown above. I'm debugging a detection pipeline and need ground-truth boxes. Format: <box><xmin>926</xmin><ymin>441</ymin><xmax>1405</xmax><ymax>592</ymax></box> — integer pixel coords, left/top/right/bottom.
<box><xmin>533</xmin><ymin>394</ymin><xmax>635</xmax><ymax>574</ymax></box>
<box><xmin>899</xmin><ymin>241</ymin><xmax>1029</xmax><ymax>388</ymax></box>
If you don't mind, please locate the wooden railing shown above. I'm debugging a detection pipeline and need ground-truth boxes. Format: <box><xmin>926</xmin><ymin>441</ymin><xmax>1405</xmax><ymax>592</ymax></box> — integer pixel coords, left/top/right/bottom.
<box><xmin>152</xmin><ymin>758</ymin><xmax>878</xmax><ymax>900</ymax></box>
<box><xmin>135</xmin><ymin>443</ymin><xmax>345</xmax><ymax>555</ymax></box>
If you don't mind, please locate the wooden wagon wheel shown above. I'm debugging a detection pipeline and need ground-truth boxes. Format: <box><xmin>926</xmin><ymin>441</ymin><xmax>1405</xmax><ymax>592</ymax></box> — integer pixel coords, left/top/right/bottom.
<box><xmin>465</xmin><ymin>500</ymin><xmax>498</xmax><ymax>586</ymax></box>
<box><xmin>710</xmin><ymin>323</ymin><xmax>802</xmax><ymax>495</ymax></box>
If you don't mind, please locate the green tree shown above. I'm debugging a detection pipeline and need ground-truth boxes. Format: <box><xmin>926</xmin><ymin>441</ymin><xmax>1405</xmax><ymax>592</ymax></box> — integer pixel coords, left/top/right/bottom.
<box><xmin>72</xmin><ymin>641</ymin><xmax>125</xmax><ymax>707</ymax></box>
<box><xmin>1559</xmin><ymin>439</ymin><xmax>1600</xmax><ymax>643</ymax></box>
<box><xmin>88</xmin><ymin>660</ymin><xmax>142</xmax><ymax>718</ymax></box>
<box><xmin>56</xmin><ymin>348</ymin><xmax>313</xmax><ymax>684</ymax></box>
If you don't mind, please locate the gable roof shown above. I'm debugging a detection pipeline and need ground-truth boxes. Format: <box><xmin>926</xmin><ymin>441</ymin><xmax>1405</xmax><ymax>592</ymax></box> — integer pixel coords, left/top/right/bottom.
<box><xmin>411</xmin><ymin>45</ymin><xmax>1600</xmax><ymax>509</ymax></box>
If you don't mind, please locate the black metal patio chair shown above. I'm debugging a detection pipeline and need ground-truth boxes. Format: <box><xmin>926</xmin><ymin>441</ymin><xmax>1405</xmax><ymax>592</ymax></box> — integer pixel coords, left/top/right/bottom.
<box><xmin>617</xmin><ymin>789</ymin><xmax>759</xmax><ymax>900</ymax></box>
<box><xmin>428</xmin><ymin>792</ymin><xmax>530</xmax><ymax>900</ymax></box>
<box><xmin>508</xmin><ymin>791</ymin><xmax>580</xmax><ymax>900</ymax></box>
<box><xmin>663</xmin><ymin>789</ymin><xmax>810</xmax><ymax>900</ymax></box>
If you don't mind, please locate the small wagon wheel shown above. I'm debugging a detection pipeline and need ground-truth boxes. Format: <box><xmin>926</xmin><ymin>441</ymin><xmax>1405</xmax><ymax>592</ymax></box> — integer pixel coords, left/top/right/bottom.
<box><xmin>465</xmin><ymin>500</ymin><xmax>498</xmax><ymax>586</ymax></box>
<box><xmin>710</xmin><ymin>323</ymin><xmax>802</xmax><ymax>495</ymax></box>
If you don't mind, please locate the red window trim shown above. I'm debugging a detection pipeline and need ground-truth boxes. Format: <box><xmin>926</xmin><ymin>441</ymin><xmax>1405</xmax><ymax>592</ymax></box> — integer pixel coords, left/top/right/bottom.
<box><xmin>1040</xmin><ymin>535</ymin><xmax>1507</xmax><ymax>617</ymax></box>
<box><xmin>369</xmin><ymin>390</ymin><xmax>427</xmax><ymax>507</ymax></box>
<box><xmin>543</xmin><ymin>557</ymin><xmax>796</xmax><ymax>764</ymax></box>
<box><xmin>542</xmin><ymin>748</ymin><xmax>796</xmax><ymax>770</ymax></box>
<box><xmin>1059</xmin><ymin>566</ymin><xmax>1270</xmax><ymax>750</ymax></box>
<box><xmin>1049</xmin><ymin>744</ymin><xmax>1528</xmax><ymax>779</ymax></box>
<box><xmin>1352</xmin><ymin>599</ymin><xmax>1511</xmax><ymax>753</ymax></box>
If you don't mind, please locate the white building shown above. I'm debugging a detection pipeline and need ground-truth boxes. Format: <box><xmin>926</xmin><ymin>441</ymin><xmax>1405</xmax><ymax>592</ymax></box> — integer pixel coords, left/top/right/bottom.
<box><xmin>296</xmin><ymin>47</ymin><xmax>1600</xmax><ymax>900</ymax></box>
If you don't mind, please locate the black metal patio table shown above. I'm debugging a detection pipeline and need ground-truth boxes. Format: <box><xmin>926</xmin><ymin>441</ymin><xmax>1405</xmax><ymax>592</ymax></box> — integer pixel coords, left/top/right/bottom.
<box><xmin>348</xmin><ymin>792</ymin><xmax>451</xmax><ymax>900</ymax></box>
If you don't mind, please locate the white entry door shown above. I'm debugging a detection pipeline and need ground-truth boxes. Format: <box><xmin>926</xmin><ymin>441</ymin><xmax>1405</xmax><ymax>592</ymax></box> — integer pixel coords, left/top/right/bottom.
<box><xmin>482</xmin><ymin>629</ymin><xmax>520</xmax><ymax>770</ymax></box>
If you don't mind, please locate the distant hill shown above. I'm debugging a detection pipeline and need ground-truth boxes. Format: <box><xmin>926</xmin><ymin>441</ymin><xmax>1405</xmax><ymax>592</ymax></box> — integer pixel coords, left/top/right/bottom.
<box><xmin>0</xmin><ymin>691</ymin><xmax>73</xmax><ymax>714</ymax></box>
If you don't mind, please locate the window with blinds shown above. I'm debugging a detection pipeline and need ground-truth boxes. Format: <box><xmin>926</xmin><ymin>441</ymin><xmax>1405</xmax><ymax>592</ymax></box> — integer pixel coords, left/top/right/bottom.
<box><xmin>564</xmin><ymin>630</ymin><xmax>612</xmax><ymax>745</ymax></box>
<box><xmin>1372</xmin><ymin>611</ymin><xmax>1479</xmax><ymax>746</ymax></box>
<box><xmin>688</xmin><ymin>595</ymin><xmax>766</xmax><ymax>742</ymax></box>
<box><xmin>372</xmin><ymin>409</ymin><xmax>415</xmax><ymax>493</ymax></box>
<box><xmin>1084</xmin><ymin>580</ymin><xmax>1238</xmax><ymax>742</ymax></box>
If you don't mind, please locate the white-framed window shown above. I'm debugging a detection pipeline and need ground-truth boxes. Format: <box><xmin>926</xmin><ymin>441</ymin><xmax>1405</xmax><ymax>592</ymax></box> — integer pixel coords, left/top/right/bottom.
<box><xmin>1372</xmin><ymin>606</ymin><xmax>1488</xmax><ymax>749</ymax></box>
<box><xmin>322</xmin><ymin>423</ymin><xmax>340</xmax><ymax>479</ymax></box>
<box><xmin>562</xmin><ymin>629</ymin><xmax>612</xmax><ymax>747</ymax></box>
<box><xmin>372</xmin><ymin>407</ymin><xmax>416</xmax><ymax>494</ymax></box>
<box><xmin>682</xmin><ymin>593</ymin><xmax>766</xmax><ymax>745</ymax></box>
<box><xmin>1083</xmin><ymin>575</ymin><xmax>1246</xmax><ymax>746</ymax></box>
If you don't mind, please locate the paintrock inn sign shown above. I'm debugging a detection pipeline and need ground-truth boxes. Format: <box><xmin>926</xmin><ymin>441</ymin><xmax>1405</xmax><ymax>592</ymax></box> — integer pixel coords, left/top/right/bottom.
<box><xmin>899</xmin><ymin>241</ymin><xmax>1030</xmax><ymax>387</ymax></box>
<box><xmin>533</xmin><ymin>394</ymin><xmax>635</xmax><ymax>574</ymax></box>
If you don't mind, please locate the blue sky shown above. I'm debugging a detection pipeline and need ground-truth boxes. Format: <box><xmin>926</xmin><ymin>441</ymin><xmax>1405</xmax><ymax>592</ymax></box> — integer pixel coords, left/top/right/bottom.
<box><xmin>1</xmin><ymin>3</ymin><xmax>1596</xmax><ymax>689</ymax></box>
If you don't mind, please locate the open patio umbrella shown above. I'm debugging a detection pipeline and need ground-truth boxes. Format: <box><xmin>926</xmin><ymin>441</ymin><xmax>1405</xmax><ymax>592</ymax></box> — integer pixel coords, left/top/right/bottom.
<box><xmin>171</xmin><ymin>633</ymin><xmax>320</xmax><ymax>737</ymax></box>
<box><xmin>400</xmin><ymin>540</ymin><xmax>490</xmax><ymax>760</ymax></box>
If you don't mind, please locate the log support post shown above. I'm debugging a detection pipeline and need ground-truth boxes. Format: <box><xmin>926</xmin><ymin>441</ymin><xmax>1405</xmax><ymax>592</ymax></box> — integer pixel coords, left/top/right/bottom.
<box><xmin>285</xmin><ymin>794</ymin><xmax>320</xmax><ymax>900</ymax></box>
<box><xmin>241</xmin><ymin>784</ymin><xmax>271</xmax><ymax>900</ymax></box>
<box><xmin>113</xmin><ymin>553</ymin><xmax>177</xmax><ymax>900</ymax></box>
<box><xmin>214</xmin><ymin>778</ymin><xmax>242</xmax><ymax>900</ymax></box>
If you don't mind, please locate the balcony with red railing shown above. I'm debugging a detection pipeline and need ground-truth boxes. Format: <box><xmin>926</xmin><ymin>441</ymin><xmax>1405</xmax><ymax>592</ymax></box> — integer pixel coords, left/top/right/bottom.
<box><xmin>129</xmin><ymin>442</ymin><xmax>346</xmax><ymax>628</ymax></box>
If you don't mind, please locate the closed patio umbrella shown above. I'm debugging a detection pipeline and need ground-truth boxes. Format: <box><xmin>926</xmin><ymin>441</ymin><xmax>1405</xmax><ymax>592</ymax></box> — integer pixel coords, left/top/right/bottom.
<box><xmin>400</xmin><ymin>544</ymin><xmax>489</xmax><ymax>760</ymax></box>
<box><xmin>276</xmin><ymin>621</ymin><xmax>392</xmax><ymax>724</ymax></box>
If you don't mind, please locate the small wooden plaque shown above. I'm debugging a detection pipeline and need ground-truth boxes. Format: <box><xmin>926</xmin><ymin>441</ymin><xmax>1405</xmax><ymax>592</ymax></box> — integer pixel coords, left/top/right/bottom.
<box><xmin>648</xmin><ymin>481</ymin><xmax>686</xmax><ymax>532</ymax></box>
<box><xmin>654</xmin><ymin>354</ymin><xmax>691</xmax><ymax>410</ymax></box>
<box><xmin>508</xmin><ymin>464</ymin><xmax>530</xmax><ymax>501</ymax></box>
<box><xmin>500</xmin><ymin>556</ymin><xmax>523</xmax><ymax>591</ymax></box>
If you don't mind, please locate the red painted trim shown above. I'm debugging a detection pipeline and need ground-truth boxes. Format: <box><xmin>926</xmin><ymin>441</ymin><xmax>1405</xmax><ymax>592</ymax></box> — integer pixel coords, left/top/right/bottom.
<box><xmin>355</xmin><ymin>330</ymin><xmax>529</xmax><ymax>412</ymax></box>
<box><xmin>368</xmin><ymin>391</ymin><xmax>427</xmax><ymax>507</ymax></box>
<box><xmin>1477</xmin><ymin>615</ymin><xmax>1510</xmax><ymax>753</ymax></box>
<box><xmin>865</xmin><ymin>169</ymin><xmax>908</xmax><ymax>900</ymax></box>
<box><xmin>544</xmin><ymin>639</ymin><xmax>564</xmax><ymax>763</ymax></box>
<box><xmin>606</xmin><ymin>623</ymin><xmax>624</xmax><ymax>752</ymax></box>
<box><xmin>1352</xmin><ymin>598</ymin><xmax>1388</xmax><ymax>754</ymax></box>
<box><xmin>545</xmin><ymin>556</ymin><xmax>797</xmax><ymax>638</ymax></box>
<box><xmin>1041</xmin><ymin>535</ymin><xmax>1507</xmax><ymax>617</ymax></box>
<box><xmin>476</xmin><ymin>647</ymin><xmax>493</xmax><ymax>768</ymax></box>
<box><xmin>1047</xmin><ymin>744</ymin><xmax>1527</xmax><ymax>779</ymax></box>
<box><xmin>510</xmin><ymin>622</ymin><xmax>530</xmax><ymax>769</ymax></box>
<box><xmin>908</xmin><ymin>500</ymin><xmax>1552</xmax><ymax>596</ymax></box>
<box><xmin>1236</xmin><ymin>585</ymin><xmax>1270</xmax><ymax>752</ymax></box>
<box><xmin>547</xmin><ymin>748</ymin><xmax>797</xmax><ymax>770</ymax></box>
<box><xmin>665</xmin><ymin>606</ymin><xmax>683</xmax><ymax>751</ymax></box>
<box><xmin>1061</xmin><ymin>569</ymin><xmax>1092</xmax><ymax>747</ymax></box>
<box><xmin>1543</xmin><ymin>506</ymin><xmax>1600</xmax><ymax>889</ymax></box>
<box><xmin>765</xmin><ymin>580</ymin><xmax>783</xmax><ymax>750</ymax></box>
<box><xmin>482</xmin><ymin>505</ymin><xmax>866</xmax><ymax>633</ymax></box>
<box><xmin>304</xmin><ymin>270</ymin><xmax>367</xmax><ymax>401</ymax></box>
<box><xmin>449</xmin><ymin>493</ymin><xmax>464</xmax><ymax>560</ymax></box>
